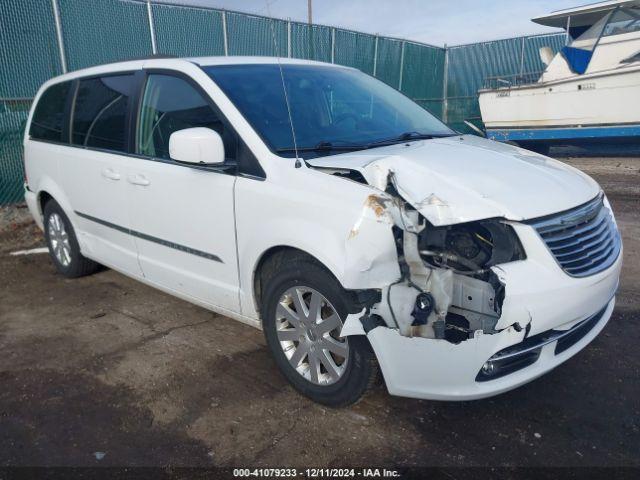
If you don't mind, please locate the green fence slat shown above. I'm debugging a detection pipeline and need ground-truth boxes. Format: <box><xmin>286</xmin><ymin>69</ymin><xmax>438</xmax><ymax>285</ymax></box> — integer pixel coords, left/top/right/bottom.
<box><xmin>375</xmin><ymin>37</ymin><xmax>402</xmax><ymax>89</ymax></box>
<box><xmin>0</xmin><ymin>0</ymin><xmax>62</xmax><ymax>99</ymax></box>
<box><xmin>290</xmin><ymin>22</ymin><xmax>332</xmax><ymax>62</ymax></box>
<box><xmin>400</xmin><ymin>43</ymin><xmax>445</xmax><ymax>120</ymax></box>
<box><xmin>0</xmin><ymin>0</ymin><xmax>61</xmax><ymax>205</ymax></box>
<box><xmin>58</xmin><ymin>0</ymin><xmax>153</xmax><ymax>71</ymax></box>
<box><xmin>0</xmin><ymin>101</ymin><xmax>30</xmax><ymax>204</ymax></box>
<box><xmin>227</xmin><ymin>12</ymin><xmax>287</xmax><ymax>57</ymax></box>
<box><xmin>152</xmin><ymin>3</ymin><xmax>225</xmax><ymax>57</ymax></box>
<box><xmin>334</xmin><ymin>29</ymin><xmax>375</xmax><ymax>74</ymax></box>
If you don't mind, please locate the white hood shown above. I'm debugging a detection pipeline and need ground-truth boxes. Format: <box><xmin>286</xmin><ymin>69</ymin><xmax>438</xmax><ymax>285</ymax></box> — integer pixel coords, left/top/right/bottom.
<box><xmin>307</xmin><ymin>135</ymin><xmax>600</xmax><ymax>226</ymax></box>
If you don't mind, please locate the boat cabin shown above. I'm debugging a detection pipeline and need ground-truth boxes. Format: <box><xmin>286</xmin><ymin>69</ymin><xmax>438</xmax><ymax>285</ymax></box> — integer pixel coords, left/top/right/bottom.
<box><xmin>534</xmin><ymin>0</ymin><xmax>640</xmax><ymax>82</ymax></box>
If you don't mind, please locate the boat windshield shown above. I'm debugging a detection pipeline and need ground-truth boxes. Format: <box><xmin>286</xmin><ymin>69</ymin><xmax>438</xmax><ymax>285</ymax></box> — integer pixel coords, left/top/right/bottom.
<box><xmin>602</xmin><ymin>7</ymin><xmax>640</xmax><ymax>36</ymax></box>
<box><xmin>563</xmin><ymin>6</ymin><xmax>640</xmax><ymax>74</ymax></box>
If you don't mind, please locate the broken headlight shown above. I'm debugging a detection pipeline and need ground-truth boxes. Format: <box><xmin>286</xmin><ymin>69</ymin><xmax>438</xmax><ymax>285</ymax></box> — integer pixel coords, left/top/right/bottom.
<box><xmin>418</xmin><ymin>219</ymin><xmax>525</xmax><ymax>274</ymax></box>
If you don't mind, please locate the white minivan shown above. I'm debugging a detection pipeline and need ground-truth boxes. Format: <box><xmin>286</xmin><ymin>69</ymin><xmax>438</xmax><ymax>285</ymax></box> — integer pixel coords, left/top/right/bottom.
<box><xmin>24</xmin><ymin>56</ymin><xmax>622</xmax><ymax>406</ymax></box>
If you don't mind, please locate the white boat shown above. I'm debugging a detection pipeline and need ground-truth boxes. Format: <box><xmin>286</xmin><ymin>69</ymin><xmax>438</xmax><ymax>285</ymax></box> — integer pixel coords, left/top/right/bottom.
<box><xmin>478</xmin><ymin>0</ymin><xmax>640</xmax><ymax>153</ymax></box>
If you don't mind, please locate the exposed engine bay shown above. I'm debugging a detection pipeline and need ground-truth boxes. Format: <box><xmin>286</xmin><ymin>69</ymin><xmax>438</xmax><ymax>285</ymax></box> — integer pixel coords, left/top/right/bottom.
<box><xmin>314</xmin><ymin>162</ymin><xmax>527</xmax><ymax>344</ymax></box>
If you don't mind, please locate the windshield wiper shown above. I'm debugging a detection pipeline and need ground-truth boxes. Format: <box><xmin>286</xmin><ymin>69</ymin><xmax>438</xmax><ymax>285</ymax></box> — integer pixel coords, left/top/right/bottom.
<box><xmin>276</xmin><ymin>132</ymin><xmax>458</xmax><ymax>155</ymax></box>
<box><xmin>275</xmin><ymin>141</ymin><xmax>368</xmax><ymax>154</ymax></box>
<box><xmin>364</xmin><ymin>131</ymin><xmax>457</xmax><ymax>148</ymax></box>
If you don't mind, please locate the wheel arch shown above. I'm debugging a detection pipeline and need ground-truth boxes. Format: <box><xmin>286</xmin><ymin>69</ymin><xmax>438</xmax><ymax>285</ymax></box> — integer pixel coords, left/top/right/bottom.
<box><xmin>252</xmin><ymin>245</ymin><xmax>336</xmax><ymax>319</ymax></box>
<box><xmin>38</xmin><ymin>190</ymin><xmax>54</xmax><ymax>216</ymax></box>
<box><xmin>33</xmin><ymin>176</ymin><xmax>75</xmax><ymax>223</ymax></box>
<box><xmin>251</xmin><ymin>245</ymin><xmax>380</xmax><ymax>325</ymax></box>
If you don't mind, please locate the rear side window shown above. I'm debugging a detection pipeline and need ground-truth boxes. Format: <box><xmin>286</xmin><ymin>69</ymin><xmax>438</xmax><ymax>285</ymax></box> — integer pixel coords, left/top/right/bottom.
<box><xmin>136</xmin><ymin>74</ymin><xmax>236</xmax><ymax>161</ymax></box>
<box><xmin>71</xmin><ymin>74</ymin><xmax>135</xmax><ymax>152</ymax></box>
<box><xmin>30</xmin><ymin>81</ymin><xmax>71</xmax><ymax>142</ymax></box>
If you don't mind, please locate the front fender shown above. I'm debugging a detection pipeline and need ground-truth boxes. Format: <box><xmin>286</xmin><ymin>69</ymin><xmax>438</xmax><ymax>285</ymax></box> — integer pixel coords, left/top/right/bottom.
<box><xmin>235</xmin><ymin>174</ymin><xmax>401</xmax><ymax>320</ymax></box>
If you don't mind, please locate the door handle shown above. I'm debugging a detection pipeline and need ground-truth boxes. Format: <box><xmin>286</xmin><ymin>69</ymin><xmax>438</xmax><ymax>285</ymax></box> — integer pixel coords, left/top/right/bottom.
<box><xmin>128</xmin><ymin>174</ymin><xmax>150</xmax><ymax>186</ymax></box>
<box><xmin>101</xmin><ymin>168</ymin><xmax>121</xmax><ymax>181</ymax></box>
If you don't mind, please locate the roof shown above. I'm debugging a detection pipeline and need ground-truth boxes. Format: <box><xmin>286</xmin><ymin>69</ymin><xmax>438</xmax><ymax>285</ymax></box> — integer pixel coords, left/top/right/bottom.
<box><xmin>188</xmin><ymin>56</ymin><xmax>334</xmax><ymax>67</ymax></box>
<box><xmin>42</xmin><ymin>56</ymin><xmax>340</xmax><ymax>87</ymax></box>
<box><xmin>532</xmin><ymin>0</ymin><xmax>640</xmax><ymax>28</ymax></box>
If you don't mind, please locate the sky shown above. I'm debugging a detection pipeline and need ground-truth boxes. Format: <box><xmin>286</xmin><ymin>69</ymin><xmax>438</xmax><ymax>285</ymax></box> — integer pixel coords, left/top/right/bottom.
<box><xmin>156</xmin><ymin>0</ymin><xmax>585</xmax><ymax>46</ymax></box>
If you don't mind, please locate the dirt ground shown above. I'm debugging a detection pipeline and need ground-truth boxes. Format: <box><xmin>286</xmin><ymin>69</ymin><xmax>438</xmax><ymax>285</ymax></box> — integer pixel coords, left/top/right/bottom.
<box><xmin>0</xmin><ymin>157</ymin><xmax>639</xmax><ymax>469</ymax></box>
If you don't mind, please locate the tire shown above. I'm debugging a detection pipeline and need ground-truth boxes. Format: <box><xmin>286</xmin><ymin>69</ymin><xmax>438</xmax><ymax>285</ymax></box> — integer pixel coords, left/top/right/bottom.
<box><xmin>261</xmin><ymin>254</ymin><xmax>378</xmax><ymax>407</ymax></box>
<box><xmin>43</xmin><ymin>199</ymin><xmax>99</xmax><ymax>278</ymax></box>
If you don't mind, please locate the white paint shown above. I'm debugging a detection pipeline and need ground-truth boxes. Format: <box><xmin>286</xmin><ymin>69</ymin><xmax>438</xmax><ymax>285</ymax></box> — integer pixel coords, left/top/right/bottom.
<box><xmin>10</xmin><ymin>247</ymin><xmax>48</xmax><ymax>256</ymax></box>
<box><xmin>307</xmin><ymin>134</ymin><xmax>600</xmax><ymax>226</ymax></box>
<box><xmin>23</xmin><ymin>56</ymin><xmax>622</xmax><ymax>402</ymax></box>
<box><xmin>169</xmin><ymin>127</ymin><xmax>225</xmax><ymax>165</ymax></box>
<box><xmin>367</xmin><ymin>299</ymin><xmax>615</xmax><ymax>400</ymax></box>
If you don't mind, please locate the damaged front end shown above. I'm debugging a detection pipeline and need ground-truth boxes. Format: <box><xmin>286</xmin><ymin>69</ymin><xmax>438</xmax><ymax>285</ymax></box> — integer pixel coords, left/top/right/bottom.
<box><xmin>306</xmin><ymin>140</ymin><xmax>619</xmax><ymax>400</ymax></box>
<box><xmin>337</xmin><ymin>164</ymin><xmax>527</xmax><ymax>345</ymax></box>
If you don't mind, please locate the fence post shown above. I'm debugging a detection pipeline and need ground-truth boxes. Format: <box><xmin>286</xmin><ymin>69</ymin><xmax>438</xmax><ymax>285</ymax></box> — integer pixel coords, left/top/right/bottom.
<box><xmin>442</xmin><ymin>44</ymin><xmax>449</xmax><ymax>124</ymax></box>
<box><xmin>398</xmin><ymin>41</ymin><xmax>405</xmax><ymax>91</ymax></box>
<box><xmin>146</xmin><ymin>0</ymin><xmax>157</xmax><ymax>55</ymax></box>
<box><xmin>51</xmin><ymin>0</ymin><xmax>67</xmax><ymax>73</ymax></box>
<box><xmin>373</xmin><ymin>34</ymin><xmax>379</xmax><ymax>76</ymax></box>
<box><xmin>222</xmin><ymin>10</ymin><xmax>229</xmax><ymax>55</ymax></box>
<box><xmin>287</xmin><ymin>19</ymin><xmax>292</xmax><ymax>58</ymax></box>
<box><xmin>331</xmin><ymin>27</ymin><xmax>335</xmax><ymax>63</ymax></box>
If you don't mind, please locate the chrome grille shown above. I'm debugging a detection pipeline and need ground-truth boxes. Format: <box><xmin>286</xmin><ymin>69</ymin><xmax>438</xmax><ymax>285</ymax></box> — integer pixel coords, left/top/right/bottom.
<box><xmin>528</xmin><ymin>195</ymin><xmax>621</xmax><ymax>277</ymax></box>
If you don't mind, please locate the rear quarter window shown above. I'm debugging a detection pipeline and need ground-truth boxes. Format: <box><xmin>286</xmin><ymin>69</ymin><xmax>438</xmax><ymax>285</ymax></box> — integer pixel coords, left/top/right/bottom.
<box><xmin>29</xmin><ymin>81</ymin><xmax>72</xmax><ymax>142</ymax></box>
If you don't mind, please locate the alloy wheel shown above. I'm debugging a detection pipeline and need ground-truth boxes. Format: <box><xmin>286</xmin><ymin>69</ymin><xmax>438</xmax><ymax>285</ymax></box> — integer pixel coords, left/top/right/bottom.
<box><xmin>47</xmin><ymin>213</ymin><xmax>72</xmax><ymax>267</ymax></box>
<box><xmin>275</xmin><ymin>286</ymin><xmax>349</xmax><ymax>385</ymax></box>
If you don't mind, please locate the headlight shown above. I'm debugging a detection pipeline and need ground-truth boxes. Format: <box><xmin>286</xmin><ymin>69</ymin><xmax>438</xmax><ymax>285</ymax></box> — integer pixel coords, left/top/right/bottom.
<box><xmin>418</xmin><ymin>219</ymin><xmax>526</xmax><ymax>273</ymax></box>
<box><xmin>603</xmin><ymin>193</ymin><xmax>618</xmax><ymax>227</ymax></box>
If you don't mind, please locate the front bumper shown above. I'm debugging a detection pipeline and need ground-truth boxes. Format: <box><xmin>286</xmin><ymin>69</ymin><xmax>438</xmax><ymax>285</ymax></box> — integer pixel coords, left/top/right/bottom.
<box><xmin>368</xmin><ymin>297</ymin><xmax>615</xmax><ymax>401</ymax></box>
<box><xmin>365</xmin><ymin>222</ymin><xmax>622</xmax><ymax>401</ymax></box>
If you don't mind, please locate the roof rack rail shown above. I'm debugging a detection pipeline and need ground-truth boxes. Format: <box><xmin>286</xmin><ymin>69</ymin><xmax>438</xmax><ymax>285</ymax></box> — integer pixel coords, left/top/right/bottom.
<box><xmin>92</xmin><ymin>54</ymin><xmax>179</xmax><ymax>67</ymax></box>
<box><xmin>120</xmin><ymin>54</ymin><xmax>178</xmax><ymax>61</ymax></box>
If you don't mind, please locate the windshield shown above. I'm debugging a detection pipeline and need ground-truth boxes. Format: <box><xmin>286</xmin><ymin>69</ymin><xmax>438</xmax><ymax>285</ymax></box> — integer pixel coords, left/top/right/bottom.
<box><xmin>603</xmin><ymin>7</ymin><xmax>640</xmax><ymax>37</ymax></box>
<box><xmin>203</xmin><ymin>64</ymin><xmax>454</xmax><ymax>157</ymax></box>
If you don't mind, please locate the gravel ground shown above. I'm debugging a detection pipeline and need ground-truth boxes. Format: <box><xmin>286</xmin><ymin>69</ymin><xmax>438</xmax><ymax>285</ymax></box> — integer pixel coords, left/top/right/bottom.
<box><xmin>0</xmin><ymin>157</ymin><xmax>638</xmax><ymax>469</ymax></box>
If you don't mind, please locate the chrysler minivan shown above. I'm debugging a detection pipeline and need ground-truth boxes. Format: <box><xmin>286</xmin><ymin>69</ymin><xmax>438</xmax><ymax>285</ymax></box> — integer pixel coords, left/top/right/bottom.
<box><xmin>24</xmin><ymin>57</ymin><xmax>622</xmax><ymax>406</ymax></box>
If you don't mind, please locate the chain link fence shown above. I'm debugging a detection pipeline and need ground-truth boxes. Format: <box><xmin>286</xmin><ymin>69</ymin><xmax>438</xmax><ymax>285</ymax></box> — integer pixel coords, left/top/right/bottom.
<box><xmin>0</xmin><ymin>0</ymin><xmax>565</xmax><ymax>205</ymax></box>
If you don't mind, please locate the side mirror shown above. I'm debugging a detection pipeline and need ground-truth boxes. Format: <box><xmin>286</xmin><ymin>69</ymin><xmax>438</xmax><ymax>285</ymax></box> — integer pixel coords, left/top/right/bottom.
<box><xmin>169</xmin><ymin>127</ymin><xmax>225</xmax><ymax>165</ymax></box>
<box><xmin>539</xmin><ymin>46</ymin><xmax>554</xmax><ymax>66</ymax></box>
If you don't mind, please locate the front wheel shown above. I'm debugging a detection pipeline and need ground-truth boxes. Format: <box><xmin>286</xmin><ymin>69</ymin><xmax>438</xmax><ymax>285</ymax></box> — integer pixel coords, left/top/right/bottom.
<box><xmin>261</xmin><ymin>256</ymin><xmax>378</xmax><ymax>407</ymax></box>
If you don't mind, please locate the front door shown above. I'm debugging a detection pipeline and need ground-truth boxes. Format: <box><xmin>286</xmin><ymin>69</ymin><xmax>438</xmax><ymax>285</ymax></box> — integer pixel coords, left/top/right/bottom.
<box><xmin>127</xmin><ymin>72</ymin><xmax>240</xmax><ymax>312</ymax></box>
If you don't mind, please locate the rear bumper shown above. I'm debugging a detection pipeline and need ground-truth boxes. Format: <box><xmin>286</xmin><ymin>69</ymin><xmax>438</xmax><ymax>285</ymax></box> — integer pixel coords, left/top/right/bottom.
<box><xmin>24</xmin><ymin>184</ymin><xmax>43</xmax><ymax>230</ymax></box>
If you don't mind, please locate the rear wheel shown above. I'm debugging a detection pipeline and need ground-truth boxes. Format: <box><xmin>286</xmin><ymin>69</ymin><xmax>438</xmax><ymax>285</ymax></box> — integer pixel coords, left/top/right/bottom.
<box><xmin>261</xmin><ymin>255</ymin><xmax>378</xmax><ymax>407</ymax></box>
<box><xmin>43</xmin><ymin>200</ymin><xmax>99</xmax><ymax>278</ymax></box>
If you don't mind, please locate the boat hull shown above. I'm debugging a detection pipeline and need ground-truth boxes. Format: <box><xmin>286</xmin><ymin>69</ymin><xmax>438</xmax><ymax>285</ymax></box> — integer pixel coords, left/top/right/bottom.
<box><xmin>478</xmin><ymin>66</ymin><xmax>640</xmax><ymax>144</ymax></box>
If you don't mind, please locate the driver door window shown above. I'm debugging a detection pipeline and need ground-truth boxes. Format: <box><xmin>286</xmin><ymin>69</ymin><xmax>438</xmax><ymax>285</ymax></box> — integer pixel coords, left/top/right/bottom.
<box><xmin>137</xmin><ymin>74</ymin><xmax>236</xmax><ymax>161</ymax></box>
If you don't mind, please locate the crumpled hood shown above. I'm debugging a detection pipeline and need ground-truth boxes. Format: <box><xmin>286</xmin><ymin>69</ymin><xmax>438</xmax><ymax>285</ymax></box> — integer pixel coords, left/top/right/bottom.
<box><xmin>307</xmin><ymin>135</ymin><xmax>601</xmax><ymax>226</ymax></box>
